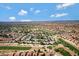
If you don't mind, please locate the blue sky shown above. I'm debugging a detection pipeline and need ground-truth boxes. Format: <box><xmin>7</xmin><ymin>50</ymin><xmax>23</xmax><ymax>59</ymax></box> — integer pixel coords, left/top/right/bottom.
<box><xmin>0</xmin><ymin>3</ymin><xmax>79</xmax><ymax>22</ymax></box>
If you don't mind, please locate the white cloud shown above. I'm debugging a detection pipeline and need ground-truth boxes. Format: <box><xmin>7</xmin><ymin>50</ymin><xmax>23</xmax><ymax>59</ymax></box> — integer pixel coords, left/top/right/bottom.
<box><xmin>50</xmin><ymin>14</ymin><xmax>55</xmax><ymax>18</ymax></box>
<box><xmin>30</xmin><ymin>8</ymin><xmax>34</xmax><ymax>11</ymax></box>
<box><xmin>55</xmin><ymin>13</ymin><xmax>68</xmax><ymax>17</ymax></box>
<box><xmin>18</xmin><ymin>9</ymin><xmax>28</xmax><ymax>16</ymax></box>
<box><xmin>34</xmin><ymin>10</ymin><xmax>41</xmax><ymax>14</ymax></box>
<box><xmin>0</xmin><ymin>6</ymin><xmax>12</xmax><ymax>10</ymax></box>
<box><xmin>9</xmin><ymin>16</ymin><xmax>16</xmax><ymax>21</ymax></box>
<box><xmin>20</xmin><ymin>19</ymin><xmax>32</xmax><ymax>22</ymax></box>
<box><xmin>30</xmin><ymin>8</ymin><xmax>41</xmax><ymax>14</ymax></box>
<box><xmin>50</xmin><ymin>13</ymin><xmax>68</xmax><ymax>18</ymax></box>
<box><xmin>5</xmin><ymin>6</ymin><xmax>12</xmax><ymax>10</ymax></box>
<box><xmin>56</xmin><ymin>3</ymin><xmax>75</xmax><ymax>9</ymax></box>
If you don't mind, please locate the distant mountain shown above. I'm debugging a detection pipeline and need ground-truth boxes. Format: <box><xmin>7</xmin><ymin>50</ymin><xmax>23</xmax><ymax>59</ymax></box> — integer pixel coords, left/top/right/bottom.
<box><xmin>0</xmin><ymin>20</ymin><xmax>79</xmax><ymax>25</ymax></box>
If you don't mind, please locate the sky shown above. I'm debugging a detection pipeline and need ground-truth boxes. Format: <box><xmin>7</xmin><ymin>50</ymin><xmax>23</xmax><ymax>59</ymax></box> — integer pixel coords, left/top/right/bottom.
<box><xmin>0</xmin><ymin>3</ymin><xmax>79</xmax><ymax>22</ymax></box>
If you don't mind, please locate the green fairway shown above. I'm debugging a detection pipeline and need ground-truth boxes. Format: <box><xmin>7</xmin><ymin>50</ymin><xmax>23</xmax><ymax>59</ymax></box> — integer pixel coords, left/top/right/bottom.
<box><xmin>55</xmin><ymin>48</ymin><xmax>71</xmax><ymax>56</ymax></box>
<box><xmin>0</xmin><ymin>46</ymin><xmax>31</xmax><ymax>50</ymax></box>
<box><xmin>57</xmin><ymin>38</ymin><xmax>79</xmax><ymax>55</ymax></box>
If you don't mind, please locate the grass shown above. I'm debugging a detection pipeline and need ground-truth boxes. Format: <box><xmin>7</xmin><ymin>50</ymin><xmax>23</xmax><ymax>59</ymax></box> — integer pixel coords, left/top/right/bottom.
<box><xmin>55</xmin><ymin>48</ymin><xmax>71</xmax><ymax>56</ymax></box>
<box><xmin>0</xmin><ymin>46</ymin><xmax>31</xmax><ymax>50</ymax></box>
<box><xmin>57</xmin><ymin>38</ymin><xmax>79</xmax><ymax>55</ymax></box>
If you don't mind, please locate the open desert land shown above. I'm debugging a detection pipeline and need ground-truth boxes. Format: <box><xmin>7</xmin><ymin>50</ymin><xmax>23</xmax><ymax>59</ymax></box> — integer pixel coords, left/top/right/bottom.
<box><xmin>0</xmin><ymin>22</ymin><xmax>79</xmax><ymax>56</ymax></box>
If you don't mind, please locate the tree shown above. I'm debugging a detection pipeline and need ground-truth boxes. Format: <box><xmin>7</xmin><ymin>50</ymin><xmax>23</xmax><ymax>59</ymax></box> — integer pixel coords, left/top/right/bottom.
<box><xmin>47</xmin><ymin>46</ymin><xmax>52</xmax><ymax>49</ymax></box>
